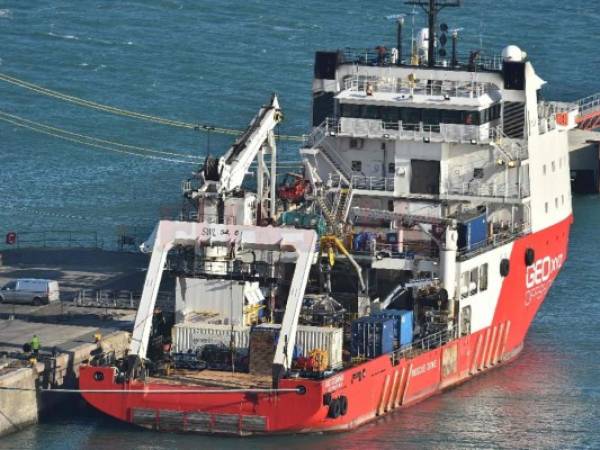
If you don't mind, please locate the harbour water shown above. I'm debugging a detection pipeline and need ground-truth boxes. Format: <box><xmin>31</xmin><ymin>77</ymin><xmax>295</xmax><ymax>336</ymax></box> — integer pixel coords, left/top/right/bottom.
<box><xmin>0</xmin><ymin>1</ymin><xmax>599</xmax><ymax>448</ymax></box>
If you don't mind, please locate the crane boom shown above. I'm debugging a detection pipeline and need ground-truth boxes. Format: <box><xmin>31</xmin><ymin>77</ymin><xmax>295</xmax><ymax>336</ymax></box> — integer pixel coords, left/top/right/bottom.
<box><xmin>217</xmin><ymin>94</ymin><xmax>282</xmax><ymax>193</ymax></box>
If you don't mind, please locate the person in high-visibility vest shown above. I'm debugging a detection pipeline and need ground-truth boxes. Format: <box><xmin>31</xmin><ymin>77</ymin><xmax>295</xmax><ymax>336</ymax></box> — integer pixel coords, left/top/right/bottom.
<box><xmin>31</xmin><ymin>334</ymin><xmax>41</xmax><ymax>357</ymax></box>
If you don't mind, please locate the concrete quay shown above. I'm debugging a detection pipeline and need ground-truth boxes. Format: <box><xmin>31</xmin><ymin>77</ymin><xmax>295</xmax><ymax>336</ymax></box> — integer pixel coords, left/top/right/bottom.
<box><xmin>0</xmin><ymin>327</ymin><xmax>130</xmax><ymax>437</ymax></box>
<box><xmin>569</xmin><ymin>129</ymin><xmax>600</xmax><ymax>194</ymax></box>
<box><xmin>0</xmin><ymin>247</ymin><xmax>156</xmax><ymax>437</ymax></box>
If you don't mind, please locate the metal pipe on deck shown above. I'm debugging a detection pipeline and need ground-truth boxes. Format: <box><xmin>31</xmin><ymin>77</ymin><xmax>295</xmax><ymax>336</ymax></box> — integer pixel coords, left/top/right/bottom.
<box><xmin>440</xmin><ymin>225</ymin><xmax>458</xmax><ymax>301</ymax></box>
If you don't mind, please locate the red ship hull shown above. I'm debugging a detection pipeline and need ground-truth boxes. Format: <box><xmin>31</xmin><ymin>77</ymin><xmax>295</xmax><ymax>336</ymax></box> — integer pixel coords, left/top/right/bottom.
<box><xmin>79</xmin><ymin>216</ymin><xmax>572</xmax><ymax>435</ymax></box>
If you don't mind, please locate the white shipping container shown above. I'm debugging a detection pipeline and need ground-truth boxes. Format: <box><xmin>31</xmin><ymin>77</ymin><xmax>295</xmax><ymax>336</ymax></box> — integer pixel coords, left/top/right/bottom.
<box><xmin>172</xmin><ymin>323</ymin><xmax>250</xmax><ymax>353</ymax></box>
<box><xmin>173</xmin><ymin>322</ymin><xmax>344</xmax><ymax>369</ymax></box>
<box><xmin>255</xmin><ymin>324</ymin><xmax>344</xmax><ymax>369</ymax></box>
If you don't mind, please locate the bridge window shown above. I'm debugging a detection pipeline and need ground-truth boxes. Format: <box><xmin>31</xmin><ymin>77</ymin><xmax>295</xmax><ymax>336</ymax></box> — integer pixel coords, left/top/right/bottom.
<box><xmin>381</xmin><ymin>107</ymin><xmax>400</xmax><ymax>123</ymax></box>
<box><xmin>441</xmin><ymin>109</ymin><xmax>460</xmax><ymax>123</ymax></box>
<box><xmin>339</xmin><ymin>103</ymin><xmax>501</xmax><ymax>127</ymax></box>
<box><xmin>364</xmin><ymin>105</ymin><xmax>380</xmax><ymax>120</ymax></box>
<box><xmin>423</xmin><ymin>109</ymin><xmax>441</xmax><ymax>125</ymax></box>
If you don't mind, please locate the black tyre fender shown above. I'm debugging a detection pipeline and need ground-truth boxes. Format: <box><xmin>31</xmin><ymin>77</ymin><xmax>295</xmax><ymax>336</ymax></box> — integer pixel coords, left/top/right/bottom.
<box><xmin>0</xmin><ymin>295</ymin><xmax>4</xmax><ymax>303</ymax></box>
<box><xmin>525</xmin><ymin>248</ymin><xmax>535</xmax><ymax>266</ymax></box>
<box><xmin>328</xmin><ymin>397</ymin><xmax>341</xmax><ymax>419</ymax></box>
<box><xmin>500</xmin><ymin>259</ymin><xmax>510</xmax><ymax>278</ymax></box>
<box><xmin>339</xmin><ymin>395</ymin><xmax>348</xmax><ymax>416</ymax></box>
<box><xmin>32</xmin><ymin>297</ymin><xmax>42</xmax><ymax>306</ymax></box>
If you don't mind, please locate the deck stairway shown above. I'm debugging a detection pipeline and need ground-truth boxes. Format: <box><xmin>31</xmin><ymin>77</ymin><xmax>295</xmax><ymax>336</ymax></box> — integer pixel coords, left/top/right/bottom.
<box><xmin>306</xmin><ymin>120</ymin><xmax>352</xmax><ymax>185</ymax></box>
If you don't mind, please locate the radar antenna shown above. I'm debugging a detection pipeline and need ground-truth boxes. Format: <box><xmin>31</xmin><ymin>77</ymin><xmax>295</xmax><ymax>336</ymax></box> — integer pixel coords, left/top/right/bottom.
<box><xmin>404</xmin><ymin>0</ymin><xmax>461</xmax><ymax>67</ymax></box>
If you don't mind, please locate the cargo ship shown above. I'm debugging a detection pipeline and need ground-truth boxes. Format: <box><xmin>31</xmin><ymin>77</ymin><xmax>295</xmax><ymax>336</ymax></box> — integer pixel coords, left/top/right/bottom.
<box><xmin>80</xmin><ymin>1</ymin><xmax>584</xmax><ymax>435</ymax></box>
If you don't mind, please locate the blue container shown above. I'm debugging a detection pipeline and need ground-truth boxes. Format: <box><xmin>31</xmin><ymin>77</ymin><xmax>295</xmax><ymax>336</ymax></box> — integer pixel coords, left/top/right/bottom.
<box><xmin>458</xmin><ymin>213</ymin><xmax>487</xmax><ymax>251</ymax></box>
<box><xmin>386</xmin><ymin>232</ymin><xmax>401</xmax><ymax>253</ymax></box>
<box><xmin>371</xmin><ymin>309</ymin><xmax>413</xmax><ymax>347</ymax></box>
<box><xmin>351</xmin><ymin>317</ymin><xmax>395</xmax><ymax>358</ymax></box>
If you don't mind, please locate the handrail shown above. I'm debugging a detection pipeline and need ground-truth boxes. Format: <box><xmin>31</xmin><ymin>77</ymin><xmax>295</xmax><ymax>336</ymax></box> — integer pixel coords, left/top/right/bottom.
<box><xmin>578</xmin><ymin>92</ymin><xmax>600</xmax><ymax>115</ymax></box>
<box><xmin>391</xmin><ymin>325</ymin><xmax>459</xmax><ymax>364</ymax></box>
<box><xmin>340</xmin><ymin>47</ymin><xmax>504</xmax><ymax>72</ymax></box>
<box><xmin>75</xmin><ymin>289</ymin><xmax>173</xmax><ymax>310</ymax></box>
<box><xmin>1</xmin><ymin>230</ymin><xmax>102</xmax><ymax>250</ymax></box>
<box><xmin>350</xmin><ymin>175</ymin><xmax>395</xmax><ymax>192</ymax></box>
<box><xmin>458</xmin><ymin>223</ymin><xmax>531</xmax><ymax>260</ymax></box>
<box><xmin>343</xmin><ymin>75</ymin><xmax>497</xmax><ymax>99</ymax></box>
<box><xmin>306</xmin><ymin>119</ymin><xmax>354</xmax><ymax>180</ymax></box>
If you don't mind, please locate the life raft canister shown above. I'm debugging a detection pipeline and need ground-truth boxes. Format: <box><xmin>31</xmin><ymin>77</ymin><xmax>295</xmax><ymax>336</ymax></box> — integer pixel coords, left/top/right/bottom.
<box><xmin>5</xmin><ymin>232</ymin><xmax>16</xmax><ymax>245</ymax></box>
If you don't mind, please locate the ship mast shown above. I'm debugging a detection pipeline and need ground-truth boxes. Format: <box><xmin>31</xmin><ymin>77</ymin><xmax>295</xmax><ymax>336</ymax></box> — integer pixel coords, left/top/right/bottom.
<box><xmin>404</xmin><ymin>0</ymin><xmax>461</xmax><ymax>67</ymax></box>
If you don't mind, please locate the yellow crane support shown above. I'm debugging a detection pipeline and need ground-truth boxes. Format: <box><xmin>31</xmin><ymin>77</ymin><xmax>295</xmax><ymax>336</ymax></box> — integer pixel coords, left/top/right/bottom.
<box><xmin>319</xmin><ymin>235</ymin><xmax>366</xmax><ymax>292</ymax></box>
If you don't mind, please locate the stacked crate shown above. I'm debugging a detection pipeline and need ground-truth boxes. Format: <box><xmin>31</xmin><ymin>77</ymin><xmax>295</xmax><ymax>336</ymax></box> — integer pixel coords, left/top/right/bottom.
<box><xmin>248</xmin><ymin>327</ymin><xmax>278</xmax><ymax>376</ymax></box>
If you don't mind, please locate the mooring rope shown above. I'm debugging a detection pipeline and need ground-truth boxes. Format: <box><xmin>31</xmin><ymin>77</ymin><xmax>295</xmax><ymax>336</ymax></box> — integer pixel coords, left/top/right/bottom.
<box><xmin>0</xmin><ymin>386</ymin><xmax>301</xmax><ymax>395</ymax></box>
<box><xmin>0</xmin><ymin>71</ymin><xmax>304</xmax><ymax>142</ymax></box>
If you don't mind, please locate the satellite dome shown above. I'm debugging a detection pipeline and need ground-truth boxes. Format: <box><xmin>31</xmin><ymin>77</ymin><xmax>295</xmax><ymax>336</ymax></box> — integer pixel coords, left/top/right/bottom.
<box><xmin>502</xmin><ymin>45</ymin><xmax>524</xmax><ymax>62</ymax></box>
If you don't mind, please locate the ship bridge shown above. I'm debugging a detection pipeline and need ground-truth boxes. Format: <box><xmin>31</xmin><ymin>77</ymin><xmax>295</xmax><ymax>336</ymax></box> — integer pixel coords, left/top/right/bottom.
<box><xmin>333</xmin><ymin>73</ymin><xmax>503</xmax><ymax>146</ymax></box>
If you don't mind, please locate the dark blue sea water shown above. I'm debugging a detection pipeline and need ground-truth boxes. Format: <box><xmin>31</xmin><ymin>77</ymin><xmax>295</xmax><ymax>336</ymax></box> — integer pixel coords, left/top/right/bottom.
<box><xmin>0</xmin><ymin>1</ymin><xmax>599</xmax><ymax>448</ymax></box>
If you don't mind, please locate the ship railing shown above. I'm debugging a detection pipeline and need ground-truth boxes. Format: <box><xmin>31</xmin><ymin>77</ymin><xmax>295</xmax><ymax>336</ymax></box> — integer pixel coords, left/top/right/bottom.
<box><xmin>577</xmin><ymin>93</ymin><xmax>600</xmax><ymax>116</ymax></box>
<box><xmin>305</xmin><ymin>119</ymin><xmax>355</xmax><ymax>181</ymax></box>
<box><xmin>181</xmin><ymin>177</ymin><xmax>203</xmax><ymax>194</ymax></box>
<box><xmin>445</xmin><ymin>178</ymin><xmax>530</xmax><ymax>200</ymax></box>
<box><xmin>303</xmin><ymin>118</ymin><xmax>340</xmax><ymax>147</ymax></box>
<box><xmin>351</xmin><ymin>241</ymin><xmax>439</xmax><ymax>260</ymax></box>
<box><xmin>329</xmin><ymin>173</ymin><xmax>394</xmax><ymax>192</ymax></box>
<box><xmin>391</xmin><ymin>326</ymin><xmax>459</xmax><ymax>364</ymax></box>
<box><xmin>538</xmin><ymin>115</ymin><xmax>558</xmax><ymax>135</ymax></box>
<box><xmin>536</xmin><ymin>101</ymin><xmax>578</xmax><ymax>134</ymax></box>
<box><xmin>490</xmin><ymin>127</ymin><xmax>528</xmax><ymax>160</ymax></box>
<box><xmin>337</xmin><ymin>117</ymin><xmax>496</xmax><ymax>145</ymax></box>
<box><xmin>74</xmin><ymin>289</ymin><xmax>173</xmax><ymax>310</ymax></box>
<box><xmin>0</xmin><ymin>230</ymin><xmax>103</xmax><ymax>250</ymax></box>
<box><xmin>350</xmin><ymin>175</ymin><xmax>395</xmax><ymax>192</ymax></box>
<box><xmin>158</xmin><ymin>206</ymin><xmax>237</xmax><ymax>225</ymax></box>
<box><xmin>342</xmin><ymin>75</ymin><xmax>497</xmax><ymax>99</ymax></box>
<box><xmin>339</xmin><ymin>47</ymin><xmax>503</xmax><ymax>72</ymax></box>
<box><xmin>458</xmin><ymin>222</ymin><xmax>531</xmax><ymax>260</ymax></box>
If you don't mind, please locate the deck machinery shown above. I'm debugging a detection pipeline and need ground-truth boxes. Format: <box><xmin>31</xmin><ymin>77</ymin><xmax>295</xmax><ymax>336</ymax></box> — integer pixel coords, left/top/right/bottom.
<box><xmin>80</xmin><ymin>2</ymin><xmax>582</xmax><ymax>435</ymax></box>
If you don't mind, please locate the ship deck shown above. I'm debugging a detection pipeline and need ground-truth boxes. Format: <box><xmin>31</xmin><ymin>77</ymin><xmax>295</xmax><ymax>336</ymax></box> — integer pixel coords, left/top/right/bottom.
<box><xmin>149</xmin><ymin>369</ymin><xmax>272</xmax><ymax>389</ymax></box>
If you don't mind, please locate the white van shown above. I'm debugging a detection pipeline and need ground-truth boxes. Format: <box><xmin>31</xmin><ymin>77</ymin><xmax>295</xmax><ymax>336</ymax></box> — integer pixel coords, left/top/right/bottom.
<box><xmin>0</xmin><ymin>279</ymin><xmax>60</xmax><ymax>305</ymax></box>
